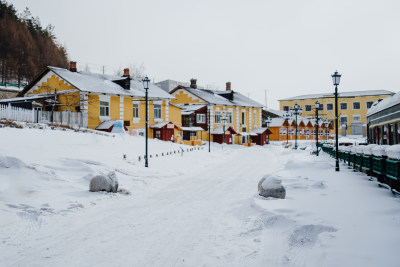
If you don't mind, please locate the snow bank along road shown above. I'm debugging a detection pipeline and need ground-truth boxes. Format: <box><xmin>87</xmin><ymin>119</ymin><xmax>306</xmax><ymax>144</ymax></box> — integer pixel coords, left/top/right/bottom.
<box><xmin>1</xmin><ymin>128</ymin><xmax>400</xmax><ymax>266</ymax></box>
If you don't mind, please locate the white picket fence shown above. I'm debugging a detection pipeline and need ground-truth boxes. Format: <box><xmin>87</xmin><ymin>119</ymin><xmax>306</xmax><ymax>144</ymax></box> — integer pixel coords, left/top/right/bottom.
<box><xmin>0</xmin><ymin>104</ymin><xmax>84</xmax><ymax>128</ymax></box>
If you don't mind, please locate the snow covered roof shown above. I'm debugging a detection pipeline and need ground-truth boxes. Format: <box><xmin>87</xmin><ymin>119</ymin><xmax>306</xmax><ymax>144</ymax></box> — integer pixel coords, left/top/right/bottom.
<box><xmin>211</xmin><ymin>126</ymin><xmax>237</xmax><ymax>134</ymax></box>
<box><xmin>269</xmin><ymin>118</ymin><xmax>285</xmax><ymax>127</ymax></box>
<box><xmin>95</xmin><ymin>120</ymin><xmax>117</xmax><ymax>130</ymax></box>
<box><xmin>265</xmin><ymin>109</ymin><xmax>286</xmax><ymax>117</ymax></box>
<box><xmin>367</xmin><ymin>91</ymin><xmax>400</xmax><ymax>116</ymax></box>
<box><xmin>279</xmin><ymin>90</ymin><xmax>394</xmax><ymax>101</ymax></box>
<box><xmin>181</xmin><ymin>127</ymin><xmax>204</xmax><ymax>131</ymax></box>
<box><xmin>0</xmin><ymin>94</ymin><xmax>50</xmax><ymax>103</ymax></box>
<box><xmin>22</xmin><ymin>66</ymin><xmax>172</xmax><ymax>99</ymax></box>
<box><xmin>178</xmin><ymin>104</ymin><xmax>207</xmax><ymax>115</ymax></box>
<box><xmin>173</xmin><ymin>87</ymin><xmax>263</xmax><ymax>108</ymax></box>
<box><xmin>150</xmin><ymin>121</ymin><xmax>181</xmax><ymax>129</ymax></box>
<box><xmin>249</xmin><ymin>128</ymin><xmax>271</xmax><ymax>135</ymax></box>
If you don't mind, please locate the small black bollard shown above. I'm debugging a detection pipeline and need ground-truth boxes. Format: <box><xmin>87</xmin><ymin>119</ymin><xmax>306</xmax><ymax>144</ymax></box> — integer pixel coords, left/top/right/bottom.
<box><xmin>162</xmin><ymin>153</ymin><xmax>164</xmax><ymax>156</ymax></box>
<box><xmin>138</xmin><ymin>156</ymin><xmax>141</xmax><ymax>162</ymax></box>
<box><xmin>123</xmin><ymin>154</ymin><xmax>127</xmax><ymax>160</ymax></box>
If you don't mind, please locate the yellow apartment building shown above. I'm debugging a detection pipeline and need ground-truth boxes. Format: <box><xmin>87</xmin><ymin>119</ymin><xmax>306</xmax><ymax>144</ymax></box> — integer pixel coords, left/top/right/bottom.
<box><xmin>279</xmin><ymin>90</ymin><xmax>394</xmax><ymax>135</ymax></box>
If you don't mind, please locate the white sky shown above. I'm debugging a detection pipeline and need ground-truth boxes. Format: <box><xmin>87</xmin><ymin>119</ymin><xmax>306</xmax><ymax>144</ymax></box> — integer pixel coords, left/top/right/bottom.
<box><xmin>10</xmin><ymin>0</ymin><xmax>400</xmax><ymax>109</ymax></box>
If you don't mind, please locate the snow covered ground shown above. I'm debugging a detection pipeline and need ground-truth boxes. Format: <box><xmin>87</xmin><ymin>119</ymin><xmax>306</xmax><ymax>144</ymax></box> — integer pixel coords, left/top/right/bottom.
<box><xmin>1</xmin><ymin>127</ymin><xmax>400</xmax><ymax>267</ymax></box>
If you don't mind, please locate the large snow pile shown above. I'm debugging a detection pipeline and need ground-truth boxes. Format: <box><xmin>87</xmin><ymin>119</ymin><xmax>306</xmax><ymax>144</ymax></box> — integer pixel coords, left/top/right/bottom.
<box><xmin>1</xmin><ymin>127</ymin><xmax>400</xmax><ymax>266</ymax></box>
<box><xmin>386</xmin><ymin>145</ymin><xmax>400</xmax><ymax>160</ymax></box>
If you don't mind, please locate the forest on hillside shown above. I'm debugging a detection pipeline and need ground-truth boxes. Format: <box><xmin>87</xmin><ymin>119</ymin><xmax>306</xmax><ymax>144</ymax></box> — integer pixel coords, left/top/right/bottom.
<box><xmin>0</xmin><ymin>0</ymin><xmax>68</xmax><ymax>87</ymax></box>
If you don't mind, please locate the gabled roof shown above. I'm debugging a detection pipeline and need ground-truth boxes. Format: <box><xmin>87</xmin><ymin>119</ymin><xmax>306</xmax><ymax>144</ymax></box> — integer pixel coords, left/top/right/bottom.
<box><xmin>269</xmin><ymin>118</ymin><xmax>285</xmax><ymax>127</ymax></box>
<box><xmin>250</xmin><ymin>127</ymin><xmax>272</xmax><ymax>135</ymax></box>
<box><xmin>279</xmin><ymin>90</ymin><xmax>394</xmax><ymax>101</ymax></box>
<box><xmin>171</xmin><ymin>86</ymin><xmax>263</xmax><ymax>108</ymax></box>
<box><xmin>20</xmin><ymin>66</ymin><xmax>172</xmax><ymax>99</ymax></box>
<box><xmin>150</xmin><ymin>121</ymin><xmax>181</xmax><ymax>129</ymax></box>
<box><xmin>211</xmin><ymin>126</ymin><xmax>237</xmax><ymax>135</ymax></box>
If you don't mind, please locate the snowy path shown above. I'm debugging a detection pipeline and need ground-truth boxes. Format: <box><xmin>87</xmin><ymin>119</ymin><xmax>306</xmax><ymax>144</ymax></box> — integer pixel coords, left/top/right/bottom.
<box><xmin>1</xmin><ymin>129</ymin><xmax>400</xmax><ymax>266</ymax></box>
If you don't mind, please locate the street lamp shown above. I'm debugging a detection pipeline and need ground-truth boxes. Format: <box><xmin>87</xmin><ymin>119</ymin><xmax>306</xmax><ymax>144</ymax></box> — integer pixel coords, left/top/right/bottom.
<box><xmin>208</xmin><ymin>103</ymin><xmax>211</xmax><ymax>152</ymax></box>
<box><xmin>142</xmin><ymin>76</ymin><xmax>150</xmax><ymax>168</ymax></box>
<box><xmin>315</xmin><ymin>101</ymin><xmax>320</xmax><ymax>156</ymax></box>
<box><xmin>290</xmin><ymin>103</ymin><xmax>302</xmax><ymax>149</ymax></box>
<box><xmin>332</xmin><ymin>70</ymin><xmax>341</xmax><ymax>172</ymax></box>
<box><xmin>283</xmin><ymin>111</ymin><xmax>291</xmax><ymax>146</ymax></box>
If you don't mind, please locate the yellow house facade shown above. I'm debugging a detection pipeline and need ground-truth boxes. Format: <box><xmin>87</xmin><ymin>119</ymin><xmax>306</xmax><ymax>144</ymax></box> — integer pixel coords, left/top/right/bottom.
<box><xmin>19</xmin><ymin>63</ymin><xmax>181</xmax><ymax>140</ymax></box>
<box><xmin>170</xmin><ymin>80</ymin><xmax>264</xmax><ymax>145</ymax></box>
<box><xmin>279</xmin><ymin>90</ymin><xmax>394</xmax><ymax>135</ymax></box>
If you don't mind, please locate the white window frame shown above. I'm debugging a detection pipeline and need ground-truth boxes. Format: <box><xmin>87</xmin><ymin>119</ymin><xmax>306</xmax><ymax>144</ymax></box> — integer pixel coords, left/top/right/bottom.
<box><xmin>215</xmin><ymin>111</ymin><xmax>221</xmax><ymax>123</ymax></box>
<box><xmin>353</xmin><ymin>114</ymin><xmax>361</xmax><ymax>121</ymax></box>
<box><xmin>305</xmin><ymin>105</ymin><xmax>312</xmax><ymax>112</ymax></box>
<box><xmin>283</xmin><ymin>106</ymin><xmax>289</xmax><ymax>112</ymax></box>
<box><xmin>366</xmin><ymin>101</ymin><xmax>373</xmax><ymax>109</ymax></box>
<box><xmin>99</xmin><ymin>95</ymin><xmax>110</xmax><ymax>121</ymax></box>
<box><xmin>340</xmin><ymin>115</ymin><xmax>348</xmax><ymax>127</ymax></box>
<box><xmin>132</xmin><ymin>101</ymin><xmax>140</xmax><ymax>123</ymax></box>
<box><xmin>241</xmin><ymin>110</ymin><xmax>246</xmax><ymax>125</ymax></box>
<box><xmin>154</xmin><ymin>102</ymin><xmax>162</xmax><ymax>121</ymax></box>
<box><xmin>340</xmin><ymin>102</ymin><xmax>347</xmax><ymax>110</ymax></box>
<box><xmin>353</xmin><ymin>102</ymin><xmax>360</xmax><ymax>110</ymax></box>
<box><xmin>196</xmin><ymin>114</ymin><xmax>206</xmax><ymax>123</ymax></box>
<box><xmin>226</xmin><ymin>111</ymin><xmax>233</xmax><ymax>124</ymax></box>
<box><xmin>327</xmin><ymin>103</ymin><xmax>333</xmax><ymax>111</ymax></box>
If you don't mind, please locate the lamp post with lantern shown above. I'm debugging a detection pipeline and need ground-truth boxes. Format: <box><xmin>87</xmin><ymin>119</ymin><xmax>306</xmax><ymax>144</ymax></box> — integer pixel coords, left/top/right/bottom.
<box><xmin>290</xmin><ymin>103</ymin><xmax>302</xmax><ymax>149</ymax></box>
<box><xmin>142</xmin><ymin>76</ymin><xmax>150</xmax><ymax>168</ymax></box>
<box><xmin>331</xmin><ymin>71</ymin><xmax>341</xmax><ymax>171</ymax></box>
<box><xmin>283</xmin><ymin>111</ymin><xmax>291</xmax><ymax>146</ymax></box>
<box><xmin>315</xmin><ymin>101</ymin><xmax>320</xmax><ymax>156</ymax></box>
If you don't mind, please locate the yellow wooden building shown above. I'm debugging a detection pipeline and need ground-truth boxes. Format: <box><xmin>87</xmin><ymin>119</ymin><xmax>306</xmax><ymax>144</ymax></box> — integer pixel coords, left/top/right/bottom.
<box><xmin>169</xmin><ymin>79</ymin><xmax>265</xmax><ymax>145</ymax></box>
<box><xmin>279</xmin><ymin>90</ymin><xmax>394</xmax><ymax>135</ymax></box>
<box><xmin>18</xmin><ymin>62</ymin><xmax>182</xmax><ymax>140</ymax></box>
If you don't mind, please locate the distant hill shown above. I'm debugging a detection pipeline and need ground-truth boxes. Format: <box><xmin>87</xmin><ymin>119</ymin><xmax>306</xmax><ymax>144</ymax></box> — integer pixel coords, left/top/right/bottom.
<box><xmin>0</xmin><ymin>0</ymin><xmax>68</xmax><ymax>87</ymax></box>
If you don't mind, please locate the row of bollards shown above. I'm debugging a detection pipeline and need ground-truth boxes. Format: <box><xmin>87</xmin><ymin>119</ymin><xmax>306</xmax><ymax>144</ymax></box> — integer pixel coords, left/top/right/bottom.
<box><xmin>136</xmin><ymin>146</ymin><xmax>204</xmax><ymax>162</ymax></box>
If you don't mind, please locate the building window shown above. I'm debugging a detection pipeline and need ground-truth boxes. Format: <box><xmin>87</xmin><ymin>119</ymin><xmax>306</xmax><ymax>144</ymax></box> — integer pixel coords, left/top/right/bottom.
<box><xmin>154</xmin><ymin>104</ymin><xmax>162</xmax><ymax>119</ymax></box>
<box><xmin>253</xmin><ymin>110</ymin><xmax>257</xmax><ymax>127</ymax></box>
<box><xmin>100</xmin><ymin>101</ymin><xmax>109</xmax><ymax>117</ymax></box>
<box><xmin>366</xmin><ymin>101</ymin><xmax>373</xmax><ymax>109</ymax></box>
<box><xmin>305</xmin><ymin>105</ymin><xmax>312</xmax><ymax>112</ymax></box>
<box><xmin>155</xmin><ymin>131</ymin><xmax>161</xmax><ymax>139</ymax></box>
<box><xmin>340</xmin><ymin>116</ymin><xmax>348</xmax><ymax>127</ymax></box>
<box><xmin>353</xmin><ymin>115</ymin><xmax>361</xmax><ymax>121</ymax></box>
<box><xmin>340</xmin><ymin>103</ymin><xmax>347</xmax><ymax>110</ymax></box>
<box><xmin>196</xmin><ymin>114</ymin><xmax>206</xmax><ymax>123</ymax></box>
<box><xmin>319</xmin><ymin>104</ymin><xmax>323</xmax><ymax>111</ymax></box>
<box><xmin>283</xmin><ymin>106</ymin><xmax>289</xmax><ymax>112</ymax></box>
<box><xmin>133</xmin><ymin>103</ymin><xmax>139</xmax><ymax>118</ymax></box>
<box><xmin>226</xmin><ymin>112</ymin><xmax>233</xmax><ymax>124</ymax></box>
<box><xmin>353</xmin><ymin>102</ymin><xmax>360</xmax><ymax>110</ymax></box>
<box><xmin>327</xmin><ymin>103</ymin><xmax>333</xmax><ymax>111</ymax></box>
<box><xmin>215</xmin><ymin>111</ymin><xmax>221</xmax><ymax>123</ymax></box>
<box><xmin>241</xmin><ymin>110</ymin><xmax>246</xmax><ymax>124</ymax></box>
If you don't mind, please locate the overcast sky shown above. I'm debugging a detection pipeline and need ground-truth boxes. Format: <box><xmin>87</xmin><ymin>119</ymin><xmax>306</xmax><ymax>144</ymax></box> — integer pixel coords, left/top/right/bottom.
<box><xmin>11</xmin><ymin>0</ymin><xmax>400</xmax><ymax>109</ymax></box>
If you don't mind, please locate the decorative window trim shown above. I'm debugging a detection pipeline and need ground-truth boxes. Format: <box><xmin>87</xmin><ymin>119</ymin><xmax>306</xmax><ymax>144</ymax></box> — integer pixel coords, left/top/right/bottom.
<box><xmin>197</xmin><ymin>114</ymin><xmax>206</xmax><ymax>123</ymax></box>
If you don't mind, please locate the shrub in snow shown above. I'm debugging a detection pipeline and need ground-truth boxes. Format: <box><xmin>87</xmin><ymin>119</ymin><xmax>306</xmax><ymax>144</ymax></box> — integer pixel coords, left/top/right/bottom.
<box><xmin>363</xmin><ymin>144</ymin><xmax>378</xmax><ymax>155</ymax></box>
<box><xmin>372</xmin><ymin>145</ymin><xmax>391</xmax><ymax>157</ymax></box>
<box><xmin>258</xmin><ymin>174</ymin><xmax>286</xmax><ymax>199</ymax></box>
<box><xmin>386</xmin><ymin>145</ymin><xmax>400</xmax><ymax>160</ymax></box>
<box><xmin>89</xmin><ymin>171</ymin><xmax>119</xmax><ymax>193</ymax></box>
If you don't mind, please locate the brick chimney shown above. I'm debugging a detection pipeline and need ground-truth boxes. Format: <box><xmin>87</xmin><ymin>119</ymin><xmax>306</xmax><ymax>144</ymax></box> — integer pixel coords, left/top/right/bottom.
<box><xmin>69</xmin><ymin>61</ymin><xmax>77</xmax><ymax>72</ymax></box>
<box><xmin>123</xmin><ymin>68</ymin><xmax>130</xmax><ymax>77</ymax></box>
<box><xmin>190</xmin><ymin>79</ymin><xmax>197</xmax><ymax>89</ymax></box>
<box><xmin>226</xmin><ymin>82</ymin><xmax>231</xmax><ymax>91</ymax></box>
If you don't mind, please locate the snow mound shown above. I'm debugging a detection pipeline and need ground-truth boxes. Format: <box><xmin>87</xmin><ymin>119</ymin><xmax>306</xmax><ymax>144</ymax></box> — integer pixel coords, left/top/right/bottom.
<box><xmin>386</xmin><ymin>145</ymin><xmax>400</xmax><ymax>160</ymax></box>
<box><xmin>258</xmin><ymin>174</ymin><xmax>286</xmax><ymax>199</ymax></box>
<box><xmin>89</xmin><ymin>171</ymin><xmax>119</xmax><ymax>193</ymax></box>
<box><xmin>372</xmin><ymin>145</ymin><xmax>391</xmax><ymax>157</ymax></box>
<box><xmin>0</xmin><ymin>156</ymin><xmax>33</xmax><ymax>169</ymax></box>
<box><xmin>363</xmin><ymin>144</ymin><xmax>378</xmax><ymax>155</ymax></box>
<box><xmin>356</xmin><ymin>146</ymin><xmax>365</xmax><ymax>154</ymax></box>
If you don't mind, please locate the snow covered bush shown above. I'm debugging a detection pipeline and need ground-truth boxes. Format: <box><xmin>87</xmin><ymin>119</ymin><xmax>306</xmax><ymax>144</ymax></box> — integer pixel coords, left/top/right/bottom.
<box><xmin>372</xmin><ymin>145</ymin><xmax>391</xmax><ymax>157</ymax></box>
<box><xmin>89</xmin><ymin>171</ymin><xmax>119</xmax><ymax>193</ymax></box>
<box><xmin>350</xmin><ymin>146</ymin><xmax>357</xmax><ymax>153</ymax></box>
<box><xmin>386</xmin><ymin>145</ymin><xmax>400</xmax><ymax>160</ymax></box>
<box><xmin>258</xmin><ymin>174</ymin><xmax>286</xmax><ymax>199</ymax></box>
<box><xmin>356</xmin><ymin>146</ymin><xmax>365</xmax><ymax>154</ymax></box>
<box><xmin>363</xmin><ymin>144</ymin><xmax>378</xmax><ymax>155</ymax></box>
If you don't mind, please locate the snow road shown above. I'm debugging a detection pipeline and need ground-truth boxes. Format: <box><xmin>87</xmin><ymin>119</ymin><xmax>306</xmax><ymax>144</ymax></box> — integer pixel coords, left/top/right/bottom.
<box><xmin>1</xmin><ymin>128</ymin><xmax>400</xmax><ymax>266</ymax></box>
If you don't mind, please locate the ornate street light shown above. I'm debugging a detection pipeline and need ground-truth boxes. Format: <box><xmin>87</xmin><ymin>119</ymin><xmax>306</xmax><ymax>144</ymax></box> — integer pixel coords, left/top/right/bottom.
<box><xmin>142</xmin><ymin>76</ymin><xmax>150</xmax><ymax>168</ymax></box>
<box><xmin>331</xmin><ymin>70</ymin><xmax>341</xmax><ymax>171</ymax></box>
<box><xmin>290</xmin><ymin>103</ymin><xmax>302</xmax><ymax>149</ymax></box>
<box><xmin>283</xmin><ymin>111</ymin><xmax>291</xmax><ymax>146</ymax></box>
<box><xmin>315</xmin><ymin>101</ymin><xmax>320</xmax><ymax>156</ymax></box>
